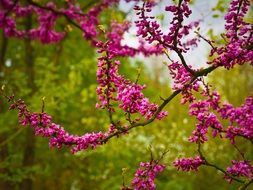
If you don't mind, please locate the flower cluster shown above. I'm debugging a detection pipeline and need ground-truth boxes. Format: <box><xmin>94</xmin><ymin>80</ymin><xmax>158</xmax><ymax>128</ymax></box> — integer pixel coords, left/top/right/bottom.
<box><xmin>164</xmin><ymin>0</ymin><xmax>199</xmax><ymax>52</ymax></box>
<box><xmin>95</xmin><ymin>46</ymin><xmax>168</xmax><ymax>120</ymax></box>
<box><xmin>102</xmin><ymin>21</ymin><xmax>163</xmax><ymax>59</ymax></box>
<box><xmin>226</xmin><ymin>160</ymin><xmax>253</xmax><ymax>181</ymax></box>
<box><xmin>134</xmin><ymin>0</ymin><xmax>200</xmax><ymax>53</ymax></box>
<box><xmin>209</xmin><ymin>0</ymin><xmax>253</xmax><ymax>68</ymax></box>
<box><xmin>168</xmin><ymin>61</ymin><xmax>193</xmax><ymax>90</ymax></box>
<box><xmin>218</xmin><ymin>96</ymin><xmax>253</xmax><ymax>144</ymax></box>
<box><xmin>188</xmin><ymin>86</ymin><xmax>253</xmax><ymax>144</ymax></box>
<box><xmin>29</xmin><ymin>3</ymin><xmax>65</xmax><ymax>43</ymax></box>
<box><xmin>0</xmin><ymin>0</ymin><xmax>119</xmax><ymax>43</ymax></box>
<box><xmin>167</xmin><ymin>61</ymin><xmax>199</xmax><ymax>104</ymax></box>
<box><xmin>173</xmin><ymin>155</ymin><xmax>205</xmax><ymax>171</ymax></box>
<box><xmin>0</xmin><ymin>8</ymin><xmax>25</xmax><ymax>37</ymax></box>
<box><xmin>188</xmin><ymin>91</ymin><xmax>223</xmax><ymax>143</ymax></box>
<box><xmin>134</xmin><ymin>2</ymin><xmax>163</xmax><ymax>44</ymax></box>
<box><xmin>131</xmin><ymin>161</ymin><xmax>166</xmax><ymax>190</ymax></box>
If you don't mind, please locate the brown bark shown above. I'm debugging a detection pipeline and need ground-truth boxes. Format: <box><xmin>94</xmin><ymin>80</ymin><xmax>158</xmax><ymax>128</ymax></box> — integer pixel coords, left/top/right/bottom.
<box><xmin>0</xmin><ymin>31</ymin><xmax>8</xmax><ymax>73</ymax></box>
<box><xmin>0</xmin><ymin>30</ymin><xmax>15</xmax><ymax>190</ymax></box>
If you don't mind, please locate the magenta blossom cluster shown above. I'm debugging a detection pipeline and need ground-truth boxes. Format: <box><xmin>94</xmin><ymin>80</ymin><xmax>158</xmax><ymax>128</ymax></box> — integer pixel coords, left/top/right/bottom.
<box><xmin>209</xmin><ymin>0</ymin><xmax>253</xmax><ymax>68</ymax></box>
<box><xmin>96</xmin><ymin>46</ymin><xmax>168</xmax><ymax>120</ymax></box>
<box><xmin>168</xmin><ymin>61</ymin><xmax>192</xmax><ymax>90</ymax></box>
<box><xmin>164</xmin><ymin>0</ymin><xmax>200</xmax><ymax>52</ymax></box>
<box><xmin>9</xmin><ymin>98</ymin><xmax>118</xmax><ymax>154</ymax></box>
<box><xmin>219</xmin><ymin>96</ymin><xmax>253</xmax><ymax>144</ymax></box>
<box><xmin>134</xmin><ymin>1</ymin><xmax>163</xmax><ymax>44</ymax></box>
<box><xmin>134</xmin><ymin>0</ymin><xmax>200</xmax><ymax>53</ymax></box>
<box><xmin>173</xmin><ymin>155</ymin><xmax>205</xmax><ymax>172</ymax></box>
<box><xmin>188</xmin><ymin>91</ymin><xmax>223</xmax><ymax>143</ymax></box>
<box><xmin>188</xmin><ymin>87</ymin><xmax>253</xmax><ymax>144</ymax></box>
<box><xmin>167</xmin><ymin>61</ymin><xmax>200</xmax><ymax>104</ymax></box>
<box><xmin>0</xmin><ymin>0</ymin><xmax>164</xmax><ymax>57</ymax></box>
<box><xmin>131</xmin><ymin>161</ymin><xmax>166</xmax><ymax>190</ymax></box>
<box><xmin>226</xmin><ymin>160</ymin><xmax>253</xmax><ymax>182</ymax></box>
<box><xmin>0</xmin><ymin>0</ymin><xmax>119</xmax><ymax>43</ymax></box>
<box><xmin>29</xmin><ymin>3</ymin><xmax>65</xmax><ymax>43</ymax></box>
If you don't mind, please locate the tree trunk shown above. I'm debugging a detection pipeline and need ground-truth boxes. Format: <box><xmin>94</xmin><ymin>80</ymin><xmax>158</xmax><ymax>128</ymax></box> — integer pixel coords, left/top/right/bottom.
<box><xmin>20</xmin><ymin>15</ymin><xmax>36</xmax><ymax>190</ymax></box>
<box><xmin>0</xmin><ymin>30</ymin><xmax>15</xmax><ymax>190</ymax></box>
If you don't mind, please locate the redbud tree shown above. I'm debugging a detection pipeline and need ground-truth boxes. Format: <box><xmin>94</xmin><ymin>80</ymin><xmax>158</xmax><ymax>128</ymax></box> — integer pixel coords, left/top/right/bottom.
<box><xmin>0</xmin><ymin>0</ymin><xmax>252</xmax><ymax>189</ymax></box>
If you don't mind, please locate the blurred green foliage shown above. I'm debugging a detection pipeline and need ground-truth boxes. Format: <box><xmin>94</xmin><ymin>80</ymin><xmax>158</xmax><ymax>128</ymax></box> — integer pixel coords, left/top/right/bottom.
<box><xmin>0</xmin><ymin>1</ymin><xmax>252</xmax><ymax>190</ymax></box>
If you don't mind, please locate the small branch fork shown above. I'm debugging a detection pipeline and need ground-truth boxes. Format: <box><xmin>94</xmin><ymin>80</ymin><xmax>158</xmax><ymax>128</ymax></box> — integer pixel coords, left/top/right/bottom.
<box><xmin>194</xmin><ymin>31</ymin><xmax>216</xmax><ymax>50</ymax></box>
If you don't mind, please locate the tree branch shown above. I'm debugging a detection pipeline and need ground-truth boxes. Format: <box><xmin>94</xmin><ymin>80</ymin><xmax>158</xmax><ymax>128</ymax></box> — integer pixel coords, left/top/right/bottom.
<box><xmin>26</xmin><ymin>0</ymin><xmax>84</xmax><ymax>32</ymax></box>
<box><xmin>238</xmin><ymin>180</ymin><xmax>253</xmax><ymax>190</ymax></box>
<box><xmin>194</xmin><ymin>31</ymin><xmax>216</xmax><ymax>50</ymax></box>
<box><xmin>102</xmin><ymin>64</ymin><xmax>219</xmax><ymax>143</ymax></box>
<box><xmin>197</xmin><ymin>141</ymin><xmax>244</xmax><ymax>183</ymax></box>
<box><xmin>174</xmin><ymin>48</ymin><xmax>196</xmax><ymax>76</ymax></box>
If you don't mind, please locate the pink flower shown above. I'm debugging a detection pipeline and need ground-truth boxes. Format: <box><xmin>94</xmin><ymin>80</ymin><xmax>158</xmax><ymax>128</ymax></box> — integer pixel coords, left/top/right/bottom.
<box><xmin>131</xmin><ymin>161</ymin><xmax>165</xmax><ymax>190</ymax></box>
<box><xmin>226</xmin><ymin>160</ymin><xmax>253</xmax><ymax>181</ymax></box>
<box><xmin>173</xmin><ymin>156</ymin><xmax>205</xmax><ymax>171</ymax></box>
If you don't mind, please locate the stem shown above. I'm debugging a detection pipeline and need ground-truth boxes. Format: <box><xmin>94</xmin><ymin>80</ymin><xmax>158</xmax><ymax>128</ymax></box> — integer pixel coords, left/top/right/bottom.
<box><xmin>105</xmin><ymin>57</ymin><xmax>116</xmax><ymax>126</ymax></box>
<box><xmin>197</xmin><ymin>141</ymin><xmax>244</xmax><ymax>183</ymax></box>
<box><xmin>142</xmin><ymin>0</ymin><xmax>196</xmax><ymax>76</ymax></box>
<box><xmin>232</xmin><ymin>144</ymin><xmax>246</xmax><ymax>160</ymax></box>
<box><xmin>126</xmin><ymin>70</ymin><xmax>141</xmax><ymax>125</ymax></box>
<box><xmin>195</xmin><ymin>31</ymin><xmax>216</xmax><ymax>50</ymax></box>
<box><xmin>234</xmin><ymin>0</ymin><xmax>244</xmax><ymax>40</ymax></box>
<box><xmin>172</xmin><ymin>0</ymin><xmax>183</xmax><ymax>47</ymax></box>
<box><xmin>203</xmin><ymin>162</ymin><xmax>244</xmax><ymax>183</ymax></box>
<box><xmin>238</xmin><ymin>180</ymin><xmax>253</xmax><ymax>190</ymax></box>
<box><xmin>174</xmin><ymin>48</ymin><xmax>196</xmax><ymax>76</ymax></box>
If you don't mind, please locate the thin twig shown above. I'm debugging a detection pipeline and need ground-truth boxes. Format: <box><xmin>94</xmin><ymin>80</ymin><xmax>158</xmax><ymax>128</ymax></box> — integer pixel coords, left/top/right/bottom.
<box><xmin>232</xmin><ymin>143</ymin><xmax>246</xmax><ymax>160</ymax></box>
<box><xmin>195</xmin><ymin>31</ymin><xmax>216</xmax><ymax>50</ymax></box>
<box><xmin>238</xmin><ymin>179</ymin><xmax>253</xmax><ymax>190</ymax></box>
<box><xmin>198</xmin><ymin>141</ymin><xmax>244</xmax><ymax>183</ymax></box>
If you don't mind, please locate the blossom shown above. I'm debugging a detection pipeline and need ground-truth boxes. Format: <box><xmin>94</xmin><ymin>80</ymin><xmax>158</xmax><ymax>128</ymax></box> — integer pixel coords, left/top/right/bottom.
<box><xmin>209</xmin><ymin>0</ymin><xmax>252</xmax><ymax>68</ymax></box>
<box><xmin>8</xmin><ymin>99</ymin><xmax>111</xmax><ymax>153</ymax></box>
<box><xmin>218</xmin><ymin>96</ymin><xmax>253</xmax><ymax>143</ymax></box>
<box><xmin>131</xmin><ymin>161</ymin><xmax>165</xmax><ymax>190</ymax></box>
<box><xmin>95</xmin><ymin>53</ymin><xmax>168</xmax><ymax>120</ymax></box>
<box><xmin>226</xmin><ymin>160</ymin><xmax>253</xmax><ymax>181</ymax></box>
<box><xmin>173</xmin><ymin>156</ymin><xmax>205</xmax><ymax>171</ymax></box>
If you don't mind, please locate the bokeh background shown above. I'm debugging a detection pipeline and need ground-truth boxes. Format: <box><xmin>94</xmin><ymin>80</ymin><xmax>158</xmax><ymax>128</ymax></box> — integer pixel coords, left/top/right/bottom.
<box><xmin>0</xmin><ymin>0</ymin><xmax>252</xmax><ymax>189</ymax></box>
